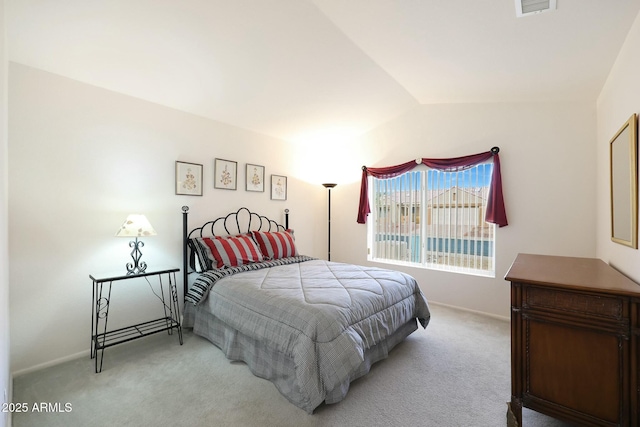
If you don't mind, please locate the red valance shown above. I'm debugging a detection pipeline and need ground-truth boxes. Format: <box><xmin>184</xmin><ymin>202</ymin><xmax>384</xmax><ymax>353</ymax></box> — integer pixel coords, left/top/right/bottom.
<box><xmin>357</xmin><ymin>148</ymin><xmax>508</xmax><ymax>227</ymax></box>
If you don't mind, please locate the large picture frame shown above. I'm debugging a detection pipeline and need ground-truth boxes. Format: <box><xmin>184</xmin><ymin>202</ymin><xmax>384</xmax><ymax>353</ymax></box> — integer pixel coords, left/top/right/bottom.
<box><xmin>246</xmin><ymin>163</ymin><xmax>265</xmax><ymax>192</ymax></box>
<box><xmin>271</xmin><ymin>174</ymin><xmax>287</xmax><ymax>200</ymax></box>
<box><xmin>610</xmin><ymin>113</ymin><xmax>638</xmax><ymax>248</ymax></box>
<box><xmin>214</xmin><ymin>158</ymin><xmax>237</xmax><ymax>190</ymax></box>
<box><xmin>175</xmin><ymin>161</ymin><xmax>203</xmax><ymax>196</ymax></box>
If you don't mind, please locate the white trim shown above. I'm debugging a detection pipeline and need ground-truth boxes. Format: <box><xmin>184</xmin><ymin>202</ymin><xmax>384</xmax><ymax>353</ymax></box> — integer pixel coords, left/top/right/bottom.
<box><xmin>11</xmin><ymin>350</ymin><xmax>89</xmax><ymax>378</ymax></box>
<box><xmin>428</xmin><ymin>300</ymin><xmax>509</xmax><ymax>322</ymax></box>
<box><xmin>3</xmin><ymin>372</ymin><xmax>11</xmax><ymax>427</ymax></box>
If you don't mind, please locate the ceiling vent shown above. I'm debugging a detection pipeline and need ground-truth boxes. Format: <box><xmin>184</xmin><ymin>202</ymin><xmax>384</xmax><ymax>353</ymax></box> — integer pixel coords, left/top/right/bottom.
<box><xmin>516</xmin><ymin>0</ymin><xmax>556</xmax><ymax>17</ymax></box>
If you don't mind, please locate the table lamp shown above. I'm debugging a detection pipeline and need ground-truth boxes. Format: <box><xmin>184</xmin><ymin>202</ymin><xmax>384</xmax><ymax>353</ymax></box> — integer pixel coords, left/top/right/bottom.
<box><xmin>115</xmin><ymin>214</ymin><xmax>157</xmax><ymax>274</ymax></box>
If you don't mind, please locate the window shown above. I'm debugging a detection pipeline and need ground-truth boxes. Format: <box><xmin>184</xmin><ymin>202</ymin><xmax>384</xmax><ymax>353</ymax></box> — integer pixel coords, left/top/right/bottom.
<box><xmin>368</xmin><ymin>163</ymin><xmax>496</xmax><ymax>277</ymax></box>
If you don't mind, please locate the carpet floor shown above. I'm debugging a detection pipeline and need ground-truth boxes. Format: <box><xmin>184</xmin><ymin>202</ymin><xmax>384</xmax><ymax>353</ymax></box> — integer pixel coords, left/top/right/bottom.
<box><xmin>12</xmin><ymin>304</ymin><xmax>572</xmax><ymax>426</ymax></box>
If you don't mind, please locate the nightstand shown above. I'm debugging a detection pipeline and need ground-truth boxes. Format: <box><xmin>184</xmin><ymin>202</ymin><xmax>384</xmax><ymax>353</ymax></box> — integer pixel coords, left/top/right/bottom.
<box><xmin>90</xmin><ymin>267</ymin><xmax>183</xmax><ymax>373</ymax></box>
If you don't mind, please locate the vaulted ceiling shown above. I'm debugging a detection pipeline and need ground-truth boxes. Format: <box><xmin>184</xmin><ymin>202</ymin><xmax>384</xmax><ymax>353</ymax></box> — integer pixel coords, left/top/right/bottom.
<box><xmin>7</xmin><ymin>0</ymin><xmax>640</xmax><ymax>142</ymax></box>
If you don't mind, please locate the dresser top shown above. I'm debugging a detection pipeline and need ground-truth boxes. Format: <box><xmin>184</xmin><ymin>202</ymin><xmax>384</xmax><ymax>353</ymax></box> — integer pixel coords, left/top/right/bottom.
<box><xmin>505</xmin><ymin>253</ymin><xmax>640</xmax><ymax>296</ymax></box>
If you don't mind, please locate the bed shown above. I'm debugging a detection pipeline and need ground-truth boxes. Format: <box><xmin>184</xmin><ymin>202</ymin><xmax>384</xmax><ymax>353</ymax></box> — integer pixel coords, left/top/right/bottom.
<box><xmin>181</xmin><ymin>206</ymin><xmax>430</xmax><ymax>413</ymax></box>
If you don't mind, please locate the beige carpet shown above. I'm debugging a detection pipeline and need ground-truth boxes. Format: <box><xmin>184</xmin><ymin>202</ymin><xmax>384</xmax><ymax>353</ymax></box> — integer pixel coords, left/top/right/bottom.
<box><xmin>12</xmin><ymin>304</ymin><xmax>571</xmax><ymax>426</ymax></box>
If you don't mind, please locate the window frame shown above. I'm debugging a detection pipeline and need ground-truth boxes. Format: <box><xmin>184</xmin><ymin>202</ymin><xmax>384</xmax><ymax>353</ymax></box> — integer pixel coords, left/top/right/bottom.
<box><xmin>366</xmin><ymin>164</ymin><xmax>496</xmax><ymax>278</ymax></box>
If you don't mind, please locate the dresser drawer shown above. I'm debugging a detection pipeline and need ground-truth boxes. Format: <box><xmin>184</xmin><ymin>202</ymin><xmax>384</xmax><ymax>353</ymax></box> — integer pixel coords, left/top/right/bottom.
<box><xmin>523</xmin><ymin>286</ymin><xmax>624</xmax><ymax>321</ymax></box>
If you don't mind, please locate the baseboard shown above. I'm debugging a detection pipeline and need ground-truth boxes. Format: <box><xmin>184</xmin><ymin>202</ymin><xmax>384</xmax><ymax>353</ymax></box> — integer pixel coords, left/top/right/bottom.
<box><xmin>6</xmin><ymin>372</ymin><xmax>11</xmax><ymax>427</ymax></box>
<box><xmin>506</xmin><ymin>402</ymin><xmax>519</xmax><ymax>427</ymax></box>
<box><xmin>1</xmin><ymin>372</ymin><xmax>13</xmax><ymax>427</ymax></box>
<box><xmin>11</xmin><ymin>350</ymin><xmax>89</xmax><ymax>378</ymax></box>
<box><xmin>428</xmin><ymin>300</ymin><xmax>510</xmax><ymax>322</ymax></box>
<box><xmin>11</xmin><ymin>304</ymin><xmax>507</xmax><ymax>378</ymax></box>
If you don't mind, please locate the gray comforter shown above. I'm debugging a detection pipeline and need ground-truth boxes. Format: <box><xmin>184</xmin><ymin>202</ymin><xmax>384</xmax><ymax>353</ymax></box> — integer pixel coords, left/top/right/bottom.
<box><xmin>185</xmin><ymin>258</ymin><xmax>430</xmax><ymax>412</ymax></box>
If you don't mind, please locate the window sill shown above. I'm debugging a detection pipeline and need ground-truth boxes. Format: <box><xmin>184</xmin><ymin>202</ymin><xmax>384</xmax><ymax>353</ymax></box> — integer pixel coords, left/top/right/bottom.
<box><xmin>369</xmin><ymin>257</ymin><xmax>496</xmax><ymax>279</ymax></box>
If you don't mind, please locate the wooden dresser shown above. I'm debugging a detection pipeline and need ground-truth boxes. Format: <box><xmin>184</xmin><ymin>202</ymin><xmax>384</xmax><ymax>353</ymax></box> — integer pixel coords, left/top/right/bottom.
<box><xmin>506</xmin><ymin>254</ymin><xmax>640</xmax><ymax>427</ymax></box>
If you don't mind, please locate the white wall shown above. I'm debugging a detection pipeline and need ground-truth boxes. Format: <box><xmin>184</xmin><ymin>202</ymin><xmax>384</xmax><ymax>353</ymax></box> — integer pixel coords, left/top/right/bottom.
<box><xmin>8</xmin><ymin>63</ymin><xmax>327</xmax><ymax>374</ymax></box>
<box><xmin>7</xmin><ymin>61</ymin><xmax>605</xmax><ymax>372</ymax></box>
<box><xmin>331</xmin><ymin>102</ymin><xmax>598</xmax><ymax>318</ymax></box>
<box><xmin>597</xmin><ymin>11</ymin><xmax>640</xmax><ymax>282</ymax></box>
<box><xmin>0</xmin><ymin>0</ymin><xmax>10</xmax><ymax>425</ymax></box>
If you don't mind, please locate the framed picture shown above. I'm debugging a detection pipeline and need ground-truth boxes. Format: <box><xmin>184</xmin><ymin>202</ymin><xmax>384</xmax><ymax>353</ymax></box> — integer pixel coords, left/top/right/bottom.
<box><xmin>271</xmin><ymin>174</ymin><xmax>287</xmax><ymax>200</ymax></box>
<box><xmin>610</xmin><ymin>113</ymin><xmax>638</xmax><ymax>248</ymax></box>
<box><xmin>214</xmin><ymin>158</ymin><xmax>237</xmax><ymax>190</ymax></box>
<box><xmin>246</xmin><ymin>163</ymin><xmax>265</xmax><ymax>192</ymax></box>
<box><xmin>175</xmin><ymin>161</ymin><xmax>203</xmax><ymax>196</ymax></box>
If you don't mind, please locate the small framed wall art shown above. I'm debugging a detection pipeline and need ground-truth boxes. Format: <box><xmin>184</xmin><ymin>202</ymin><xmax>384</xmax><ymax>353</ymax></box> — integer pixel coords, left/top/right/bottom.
<box><xmin>214</xmin><ymin>158</ymin><xmax>237</xmax><ymax>190</ymax></box>
<box><xmin>246</xmin><ymin>163</ymin><xmax>265</xmax><ymax>192</ymax></box>
<box><xmin>175</xmin><ymin>161</ymin><xmax>203</xmax><ymax>196</ymax></box>
<box><xmin>271</xmin><ymin>174</ymin><xmax>287</xmax><ymax>200</ymax></box>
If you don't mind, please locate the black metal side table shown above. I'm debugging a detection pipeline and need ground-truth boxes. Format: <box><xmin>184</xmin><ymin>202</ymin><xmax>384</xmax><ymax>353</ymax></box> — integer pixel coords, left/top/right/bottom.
<box><xmin>90</xmin><ymin>267</ymin><xmax>183</xmax><ymax>373</ymax></box>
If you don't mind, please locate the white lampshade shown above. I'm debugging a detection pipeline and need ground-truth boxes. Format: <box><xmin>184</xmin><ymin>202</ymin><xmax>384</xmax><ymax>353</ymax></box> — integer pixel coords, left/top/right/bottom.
<box><xmin>115</xmin><ymin>214</ymin><xmax>157</xmax><ymax>237</ymax></box>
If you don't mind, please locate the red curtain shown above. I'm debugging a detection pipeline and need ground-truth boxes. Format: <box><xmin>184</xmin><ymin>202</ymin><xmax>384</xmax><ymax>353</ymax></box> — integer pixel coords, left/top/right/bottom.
<box><xmin>357</xmin><ymin>148</ymin><xmax>508</xmax><ymax>227</ymax></box>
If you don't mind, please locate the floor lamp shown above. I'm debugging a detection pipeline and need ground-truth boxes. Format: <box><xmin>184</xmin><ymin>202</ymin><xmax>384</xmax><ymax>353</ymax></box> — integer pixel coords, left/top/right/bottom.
<box><xmin>322</xmin><ymin>183</ymin><xmax>337</xmax><ymax>261</ymax></box>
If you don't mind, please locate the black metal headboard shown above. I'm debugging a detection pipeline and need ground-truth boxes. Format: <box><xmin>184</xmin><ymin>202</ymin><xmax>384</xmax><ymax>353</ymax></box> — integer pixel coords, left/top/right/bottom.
<box><xmin>181</xmin><ymin>206</ymin><xmax>289</xmax><ymax>299</ymax></box>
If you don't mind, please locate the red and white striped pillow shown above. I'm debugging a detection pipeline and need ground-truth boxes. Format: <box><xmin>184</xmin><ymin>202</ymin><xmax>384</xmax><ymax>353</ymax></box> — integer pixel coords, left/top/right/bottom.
<box><xmin>251</xmin><ymin>230</ymin><xmax>298</xmax><ymax>260</ymax></box>
<box><xmin>202</xmin><ymin>234</ymin><xmax>264</xmax><ymax>269</ymax></box>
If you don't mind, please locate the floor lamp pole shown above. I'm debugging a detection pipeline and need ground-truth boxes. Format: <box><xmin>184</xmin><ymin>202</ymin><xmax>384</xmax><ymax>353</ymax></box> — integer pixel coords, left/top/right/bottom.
<box><xmin>322</xmin><ymin>183</ymin><xmax>337</xmax><ymax>261</ymax></box>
